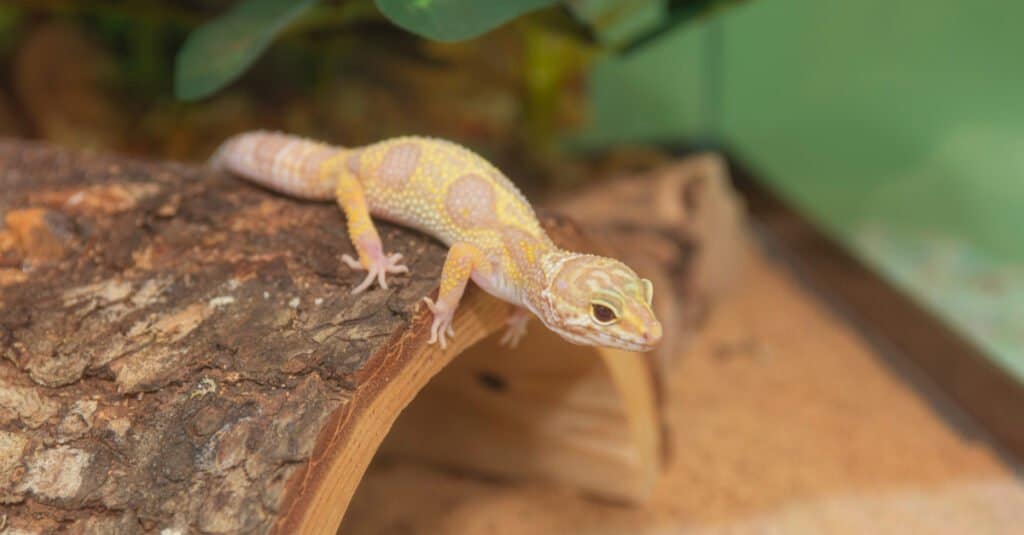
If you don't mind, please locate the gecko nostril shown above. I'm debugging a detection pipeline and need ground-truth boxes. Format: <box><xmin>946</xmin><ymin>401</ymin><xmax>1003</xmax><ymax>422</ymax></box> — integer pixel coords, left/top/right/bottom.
<box><xmin>645</xmin><ymin>321</ymin><xmax>664</xmax><ymax>345</ymax></box>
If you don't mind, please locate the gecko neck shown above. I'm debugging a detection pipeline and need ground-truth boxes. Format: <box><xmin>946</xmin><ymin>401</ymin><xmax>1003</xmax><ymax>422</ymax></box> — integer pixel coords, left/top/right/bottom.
<box><xmin>524</xmin><ymin>248</ymin><xmax>577</xmax><ymax>327</ymax></box>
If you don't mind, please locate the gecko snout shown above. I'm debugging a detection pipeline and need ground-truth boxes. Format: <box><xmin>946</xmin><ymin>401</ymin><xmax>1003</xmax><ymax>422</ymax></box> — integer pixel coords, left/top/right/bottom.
<box><xmin>642</xmin><ymin>319</ymin><xmax>663</xmax><ymax>347</ymax></box>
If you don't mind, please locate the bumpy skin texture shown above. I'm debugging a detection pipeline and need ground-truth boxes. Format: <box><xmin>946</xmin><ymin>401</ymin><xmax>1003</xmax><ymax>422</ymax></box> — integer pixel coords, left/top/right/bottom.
<box><xmin>213</xmin><ymin>132</ymin><xmax>662</xmax><ymax>351</ymax></box>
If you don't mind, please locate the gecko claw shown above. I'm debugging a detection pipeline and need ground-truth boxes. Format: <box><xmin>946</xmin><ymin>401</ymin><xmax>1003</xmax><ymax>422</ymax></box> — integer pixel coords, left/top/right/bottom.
<box><xmin>422</xmin><ymin>297</ymin><xmax>454</xmax><ymax>349</ymax></box>
<box><xmin>344</xmin><ymin>251</ymin><xmax>409</xmax><ymax>294</ymax></box>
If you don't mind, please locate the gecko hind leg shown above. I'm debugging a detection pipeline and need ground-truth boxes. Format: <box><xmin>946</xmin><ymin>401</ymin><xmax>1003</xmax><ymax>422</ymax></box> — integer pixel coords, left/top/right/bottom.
<box><xmin>335</xmin><ymin>169</ymin><xmax>408</xmax><ymax>293</ymax></box>
<box><xmin>422</xmin><ymin>242</ymin><xmax>492</xmax><ymax>349</ymax></box>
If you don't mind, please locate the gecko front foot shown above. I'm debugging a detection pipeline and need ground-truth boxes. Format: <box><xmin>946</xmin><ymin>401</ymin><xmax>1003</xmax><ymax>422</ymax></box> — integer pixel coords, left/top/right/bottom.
<box><xmin>499</xmin><ymin>308</ymin><xmax>530</xmax><ymax>348</ymax></box>
<box><xmin>342</xmin><ymin>251</ymin><xmax>408</xmax><ymax>294</ymax></box>
<box><xmin>422</xmin><ymin>297</ymin><xmax>456</xmax><ymax>349</ymax></box>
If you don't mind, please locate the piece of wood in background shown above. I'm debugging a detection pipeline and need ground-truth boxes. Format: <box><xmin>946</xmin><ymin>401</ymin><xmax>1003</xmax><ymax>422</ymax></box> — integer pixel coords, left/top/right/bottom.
<box><xmin>554</xmin><ymin>153</ymin><xmax>752</xmax><ymax>374</ymax></box>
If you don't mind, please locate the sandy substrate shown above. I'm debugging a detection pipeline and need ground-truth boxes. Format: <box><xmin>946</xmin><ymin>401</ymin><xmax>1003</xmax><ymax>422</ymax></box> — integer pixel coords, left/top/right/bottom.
<box><xmin>342</xmin><ymin>250</ymin><xmax>1024</xmax><ymax>534</ymax></box>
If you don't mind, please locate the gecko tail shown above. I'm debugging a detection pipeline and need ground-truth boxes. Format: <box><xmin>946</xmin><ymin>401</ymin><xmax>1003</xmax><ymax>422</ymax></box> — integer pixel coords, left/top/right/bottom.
<box><xmin>210</xmin><ymin>130</ymin><xmax>341</xmax><ymax>201</ymax></box>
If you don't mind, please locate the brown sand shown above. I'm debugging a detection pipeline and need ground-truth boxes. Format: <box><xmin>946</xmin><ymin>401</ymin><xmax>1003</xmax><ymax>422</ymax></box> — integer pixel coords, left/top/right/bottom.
<box><xmin>342</xmin><ymin>250</ymin><xmax>1024</xmax><ymax>534</ymax></box>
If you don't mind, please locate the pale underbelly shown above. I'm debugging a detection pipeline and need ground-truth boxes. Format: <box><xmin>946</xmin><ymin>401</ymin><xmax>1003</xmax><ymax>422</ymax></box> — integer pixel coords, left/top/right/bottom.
<box><xmin>472</xmin><ymin>268</ymin><xmax>522</xmax><ymax>307</ymax></box>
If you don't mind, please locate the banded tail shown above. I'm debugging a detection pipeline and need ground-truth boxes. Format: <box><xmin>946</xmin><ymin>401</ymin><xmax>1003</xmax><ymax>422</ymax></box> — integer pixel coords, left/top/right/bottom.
<box><xmin>211</xmin><ymin>131</ymin><xmax>342</xmax><ymax>201</ymax></box>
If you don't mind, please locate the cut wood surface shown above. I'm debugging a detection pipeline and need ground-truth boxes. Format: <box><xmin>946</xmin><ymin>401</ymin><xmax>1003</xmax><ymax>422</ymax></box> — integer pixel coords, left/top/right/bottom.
<box><xmin>0</xmin><ymin>141</ymin><xmax>745</xmax><ymax>534</ymax></box>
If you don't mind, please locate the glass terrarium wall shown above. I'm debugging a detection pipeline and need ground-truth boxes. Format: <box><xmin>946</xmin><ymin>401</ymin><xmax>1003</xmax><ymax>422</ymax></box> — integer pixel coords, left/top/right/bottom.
<box><xmin>582</xmin><ymin>0</ymin><xmax>1024</xmax><ymax>383</ymax></box>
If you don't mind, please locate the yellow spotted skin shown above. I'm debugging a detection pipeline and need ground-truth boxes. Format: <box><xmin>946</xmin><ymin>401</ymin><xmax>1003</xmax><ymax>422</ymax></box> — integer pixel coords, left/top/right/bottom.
<box><xmin>212</xmin><ymin>131</ymin><xmax>663</xmax><ymax>351</ymax></box>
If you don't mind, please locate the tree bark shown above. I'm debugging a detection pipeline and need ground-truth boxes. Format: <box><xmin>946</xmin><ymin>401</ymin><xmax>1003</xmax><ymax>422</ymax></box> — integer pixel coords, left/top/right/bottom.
<box><xmin>0</xmin><ymin>141</ymin><xmax>746</xmax><ymax>534</ymax></box>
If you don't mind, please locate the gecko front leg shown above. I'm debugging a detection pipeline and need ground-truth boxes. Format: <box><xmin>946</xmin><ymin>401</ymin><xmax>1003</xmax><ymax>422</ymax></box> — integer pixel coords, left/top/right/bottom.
<box><xmin>422</xmin><ymin>242</ymin><xmax>492</xmax><ymax>349</ymax></box>
<box><xmin>335</xmin><ymin>169</ymin><xmax>408</xmax><ymax>293</ymax></box>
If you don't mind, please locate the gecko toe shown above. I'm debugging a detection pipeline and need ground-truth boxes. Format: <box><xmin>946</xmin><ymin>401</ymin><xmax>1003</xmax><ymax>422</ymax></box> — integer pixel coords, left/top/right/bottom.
<box><xmin>347</xmin><ymin>251</ymin><xmax>408</xmax><ymax>292</ymax></box>
<box><xmin>385</xmin><ymin>253</ymin><xmax>409</xmax><ymax>274</ymax></box>
<box><xmin>499</xmin><ymin>329</ymin><xmax>523</xmax><ymax>348</ymax></box>
<box><xmin>499</xmin><ymin>310</ymin><xmax>529</xmax><ymax>348</ymax></box>
<box><xmin>429</xmin><ymin>316</ymin><xmax>449</xmax><ymax>349</ymax></box>
<box><xmin>341</xmin><ymin>254</ymin><xmax>362</xmax><ymax>270</ymax></box>
<box><xmin>424</xmin><ymin>298</ymin><xmax>454</xmax><ymax>349</ymax></box>
<box><xmin>428</xmin><ymin>321</ymin><xmax>439</xmax><ymax>345</ymax></box>
<box><xmin>351</xmin><ymin>270</ymin><xmax>377</xmax><ymax>294</ymax></box>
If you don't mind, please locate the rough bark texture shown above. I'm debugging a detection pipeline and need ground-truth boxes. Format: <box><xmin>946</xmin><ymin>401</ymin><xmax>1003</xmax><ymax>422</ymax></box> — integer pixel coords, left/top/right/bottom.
<box><xmin>0</xmin><ymin>141</ymin><xmax>453</xmax><ymax>534</ymax></box>
<box><xmin>0</xmin><ymin>141</ymin><xmax>746</xmax><ymax>534</ymax></box>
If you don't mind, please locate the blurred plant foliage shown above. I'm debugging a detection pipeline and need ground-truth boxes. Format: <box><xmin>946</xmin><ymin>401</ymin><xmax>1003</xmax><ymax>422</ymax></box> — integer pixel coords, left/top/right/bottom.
<box><xmin>175</xmin><ymin>0</ymin><xmax>318</xmax><ymax>101</ymax></box>
<box><xmin>176</xmin><ymin>0</ymin><xmax>746</xmax><ymax>101</ymax></box>
<box><xmin>0</xmin><ymin>0</ymin><xmax>743</xmax><ymax>187</ymax></box>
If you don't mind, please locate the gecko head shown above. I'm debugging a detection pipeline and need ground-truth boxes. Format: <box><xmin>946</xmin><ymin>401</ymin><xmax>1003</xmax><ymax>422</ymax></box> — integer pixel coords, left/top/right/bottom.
<box><xmin>540</xmin><ymin>253</ymin><xmax>663</xmax><ymax>352</ymax></box>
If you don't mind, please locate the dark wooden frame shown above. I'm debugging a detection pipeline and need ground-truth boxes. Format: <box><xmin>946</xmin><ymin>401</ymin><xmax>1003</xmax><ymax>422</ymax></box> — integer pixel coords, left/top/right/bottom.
<box><xmin>722</xmin><ymin>152</ymin><xmax>1024</xmax><ymax>460</ymax></box>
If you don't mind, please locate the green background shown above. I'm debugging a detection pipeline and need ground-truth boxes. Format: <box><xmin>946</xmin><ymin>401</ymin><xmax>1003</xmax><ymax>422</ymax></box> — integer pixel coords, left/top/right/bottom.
<box><xmin>581</xmin><ymin>0</ymin><xmax>1024</xmax><ymax>381</ymax></box>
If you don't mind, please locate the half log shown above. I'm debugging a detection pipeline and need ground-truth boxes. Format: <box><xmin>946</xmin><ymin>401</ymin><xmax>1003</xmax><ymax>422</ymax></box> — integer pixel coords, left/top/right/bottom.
<box><xmin>0</xmin><ymin>142</ymin><xmax>746</xmax><ymax>534</ymax></box>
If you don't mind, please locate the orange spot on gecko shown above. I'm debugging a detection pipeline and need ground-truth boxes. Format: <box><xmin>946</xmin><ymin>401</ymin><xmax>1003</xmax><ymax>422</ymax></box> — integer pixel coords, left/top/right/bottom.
<box><xmin>378</xmin><ymin>143</ymin><xmax>420</xmax><ymax>188</ymax></box>
<box><xmin>500</xmin><ymin>226</ymin><xmax>543</xmax><ymax>283</ymax></box>
<box><xmin>445</xmin><ymin>173</ymin><xmax>497</xmax><ymax>228</ymax></box>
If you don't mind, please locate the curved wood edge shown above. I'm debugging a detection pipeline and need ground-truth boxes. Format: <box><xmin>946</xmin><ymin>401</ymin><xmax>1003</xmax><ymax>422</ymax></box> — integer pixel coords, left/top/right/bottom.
<box><xmin>596</xmin><ymin>348</ymin><xmax>664</xmax><ymax>502</ymax></box>
<box><xmin>273</xmin><ymin>263</ymin><xmax>669</xmax><ymax>532</ymax></box>
<box><xmin>375</xmin><ymin>320</ymin><xmax>667</xmax><ymax>505</ymax></box>
<box><xmin>272</xmin><ymin>289</ymin><xmax>510</xmax><ymax>535</ymax></box>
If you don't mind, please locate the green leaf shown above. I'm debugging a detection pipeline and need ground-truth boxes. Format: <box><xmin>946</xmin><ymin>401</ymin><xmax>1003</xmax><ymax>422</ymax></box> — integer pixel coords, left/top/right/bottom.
<box><xmin>175</xmin><ymin>0</ymin><xmax>318</xmax><ymax>101</ymax></box>
<box><xmin>565</xmin><ymin>0</ymin><xmax>668</xmax><ymax>48</ymax></box>
<box><xmin>375</xmin><ymin>0</ymin><xmax>558</xmax><ymax>42</ymax></box>
<box><xmin>566</xmin><ymin>0</ymin><xmax>749</xmax><ymax>51</ymax></box>
<box><xmin>623</xmin><ymin>0</ymin><xmax>749</xmax><ymax>51</ymax></box>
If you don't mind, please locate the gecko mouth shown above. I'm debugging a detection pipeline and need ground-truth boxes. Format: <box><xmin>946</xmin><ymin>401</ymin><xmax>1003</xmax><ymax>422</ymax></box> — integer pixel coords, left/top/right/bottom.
<box><xmin>554</xmin><ymin>328</ymin><xmax>657</xmax><ymax>352</ymax></box>
<box><xmin>605</xmin><ymin>329</ymin><xmax>661</xmax><ymax>352</ymax></box>
<box><xmin>614</xmin><ymin>339</ymin><xmax>658</xmax><ymax>352</ymax></box>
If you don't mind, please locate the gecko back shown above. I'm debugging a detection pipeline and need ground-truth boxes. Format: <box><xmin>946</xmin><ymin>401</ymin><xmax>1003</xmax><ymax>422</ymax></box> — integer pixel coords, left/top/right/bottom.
<box><xmin>213</xmin><ymin>131</ymin><xmax>547</xmax><ymax>246</ymax></box>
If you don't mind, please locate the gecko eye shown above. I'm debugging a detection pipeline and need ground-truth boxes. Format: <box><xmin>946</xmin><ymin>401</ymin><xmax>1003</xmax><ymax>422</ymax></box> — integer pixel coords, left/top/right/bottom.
<box><xmin>591</xmin><ymin>303</ymin><xmax>618</xmax><ymax>325</ymax></box>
